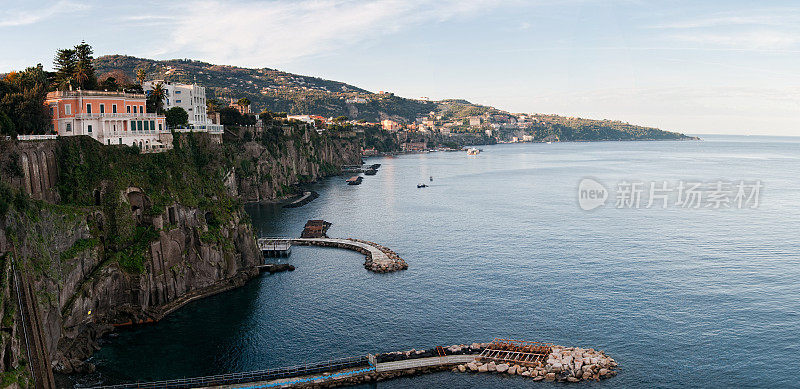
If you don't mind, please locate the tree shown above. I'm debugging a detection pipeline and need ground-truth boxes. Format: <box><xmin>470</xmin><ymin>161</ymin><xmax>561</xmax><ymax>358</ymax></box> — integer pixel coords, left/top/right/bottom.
<box><xmin>207</xmin><ymin>98</ymin><xmax>223</xmax><ymax>114</ymax></box>
<box><xmin>53</xmin><ymin>42</ymin><xmax>97</xmax><ymax>90</ymax></box>
<box><xmin>0</xmin><ymin>65</ymin><xmax>51</xmax><ymax>136</ymax></box>
<box><xmin>99</xmin><ymin>76</ymin><xmax>119</xmax><ymax>91</ymax></box>
<box><xmin>135</xmin><ymin>68</ymin><xmax>147</xmax><ymax>85</ymax></box>
<box><xmin>146</xmin><ymin>83</ymin><xmax>166</xmax><ymax>114</ymax></box>
<box><xmin>165</xmin><ymin>107</ymin><xmax>188</xmax><ymax>128</ymax></box>
<box><xmin>74</xmin><ymin>41</ymin><xmax>97</xmax><ymax>89</ymax></box>
<box><xmin>219</xmin><ymin>106</ymin><xmax>242</xmax><ymax>126</ymax></box>
<box><xmin>53</xmin><ymin>48</ymin><xmax>77</xmax><ymax>90</ymax></box>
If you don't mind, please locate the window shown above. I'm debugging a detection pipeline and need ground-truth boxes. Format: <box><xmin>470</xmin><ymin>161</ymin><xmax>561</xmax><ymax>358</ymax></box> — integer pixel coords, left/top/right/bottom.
<box><xmin>137</xmin><ymin>121</ymin><xmax>142</xmax><ymax>131</ymax></box>
<box><xmin>176</xmin><ymin>100</ymin><xmax>182</xmax><ymax>103</ymax></box>
<box><xmin>158</xmin><ymin>123</ymin><xmax>162</xmax><ymax>131</ymax></box>
<box><xmin>175</xmin><ymin>90</ymin><xmax>181</xmax><ymax>94</ymax></box>
<box><xmin>131</xmin><ymin>121</ymin><xmax>135</xmax><ymax>131</ymax></box>
<box><xmin>100</xmin><ymin>104</ymin><xmax>105</xmax><ymax>114</ymax></box>
<box><xmin>66</xmin><ymin>123</ymin><xmax>72</xmax><ymax>132</ymax></box>
<box><xmin>119</xmin><ymin>138</ymin><xmax>122</xmax><ymax>145</ymax></box>
<box><xmin>151</xmin><ymin>120</ymin><xmax>155</xmax><ymax>131</ymax></box>
<box><xmin>127</xmin><ymin>106</ymin><xmax>131</xmax><ymax>113</ymax></box>
<box><xmin>65</xmin><ymin>104</ymin><xmax>71</xmax><ymax>115</ymax></box>
<box><xmin>144</xmin><ymin>121</ymin><xmax>149</xmax><ymax>131</ymax></box>
<box><xmin>87</xmin><ymin>124</ymin><xmax>92</xmax><ymax>133</ymax></box>
<box><xmin>107</xmin><ymin>139</ymin><xmax>111</xmax><ymax>145</ymax></box>
<box><xmin>49</xmin><ymin>107</ymin><xmax>54</xmax><ymax>116</ymax></box>
<box><xmin>113</xmin><ymin>104</ymin><xmax>117</xmax><ymax>113</ymax></box>
<box><xmin>133</xmin><ymin>106</ymin><xmax>137</xmax><ymax>114</ymax></box>
<box><xmin>140</xmin><ymin>105</ymin><xmax>144</xmax><ymax>113</ymax></box>
<box><xmin>86</xmin><ymin>104</ymin><xmax>92</xmax><ymax>114</ymax></box>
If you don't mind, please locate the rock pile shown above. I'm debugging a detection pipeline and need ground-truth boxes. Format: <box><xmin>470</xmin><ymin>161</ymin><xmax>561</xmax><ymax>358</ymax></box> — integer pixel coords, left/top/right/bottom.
<box><xmin>347</xmin><ymin>238</ymin><xmax>408</xmax><ymax>273</ymax></box>
<box><xmin>456</xmin><ymin>346</ymin><xmax>618</xmax><ymax>383</ymax></box>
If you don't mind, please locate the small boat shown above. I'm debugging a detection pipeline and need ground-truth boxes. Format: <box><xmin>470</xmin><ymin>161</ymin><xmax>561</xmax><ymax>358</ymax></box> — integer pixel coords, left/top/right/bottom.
<box><xmin>346</xmin><ymin>176</ymin><xmax>363</xmax><ymax>185</ymax></box>
<box><xmin>417</xmin><ymin>184</ymin><xmax>428</xmax><ymax>188</ymax></box>
<box><xmin>370</xmin><ymin>164</ymin><xmax>381</xmax><ymax>169</ymax></box>
<box><xmin>466</xmin><ymin>148</ymin><xmax>480</xmax><ymax>155</ymax></box>
<box><xmin>429</xmin><ymin>176</ymin><xmax>433</xmax><ymax>182</ymax></box>
<box><xmin>364</xmin><ymin>169</ymin><xmax>377</xmax><ymax>176</ymax></box>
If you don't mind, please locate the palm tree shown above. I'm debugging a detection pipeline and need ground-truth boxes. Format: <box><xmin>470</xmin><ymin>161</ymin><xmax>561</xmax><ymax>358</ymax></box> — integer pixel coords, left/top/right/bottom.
<box><xmin>136</xmin><ymin>68</ymin><xmax>146</xmax><ymax>85</ymax></box>
<box><xmin>149</xmin><ymin>83</ymin><xmax>167</xmax><ymax>113</ymax></box>
<box><xmin>74</xmin><ymin>63</ymin><xmax>89</xmax><ymax>90</ymax></box>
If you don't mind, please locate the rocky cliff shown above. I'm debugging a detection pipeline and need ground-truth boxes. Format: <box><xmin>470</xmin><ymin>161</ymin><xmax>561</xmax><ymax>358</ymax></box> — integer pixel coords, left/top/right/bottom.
<box><xmin>231</xmin><ymin>123</ymin><xmax>361</xmax><ymax>202</ymax></box>
<box><xmin>0</xmin><ymin>128</ymin><xmax>360</xmax><ymax>387</ymax></box>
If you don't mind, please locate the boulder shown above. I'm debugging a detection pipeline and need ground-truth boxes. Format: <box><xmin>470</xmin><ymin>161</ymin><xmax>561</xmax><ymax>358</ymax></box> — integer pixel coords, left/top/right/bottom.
<box><xmin>567</xmin><ymin>377</ymin><xmax>580</xmax><ymax>382</ymax></box>
<box><xmin>521</xmin><ymin>371</ymin><xmax>531</xmax><ymax>377</ymax></box>
<box><xmin>582</xmin><ymin>371</ymin><xmax>593</xmax><ymax>380</ymax></box>
<box><xmin>551</xmin><ymin>362</ymin><xmax>563</xmax><ymax>372</ymax></box>
<box><xmin>508</xmin><ymin>365</ymin><xmax>517</xmax><ymax>375</ymax></box>
<box><xmin>466</xmin><ymin>362</ymin><xmax>478</xmax><ymax>372</ymax></box>
<box><xmin>457</xmin><ymin>365</ymin><xmax>466</xmax><ymax>373</ymax></box>
<box><xmin>599</xmin><ymin>368</ymin><xmax>609</xmax><ymax>376</ymax></box>
<box><xmin>545</xmin><ymin>373</ymin><xmax>556</xmax><ymax>381</ymax></box>
<box><xmin>487</xmin><ymin>362</ymin><xmax>497</xmax><ymax>372</ymax></box>
<box><xmin>533</xmin><ymin>376</ymin><xmax>544</xmax><ymax>381</ymax></box>
<box><xmin>478</xmin><ymin>364</ymin><xmax>489</xmax><ymax>373</ymax></box>
<box><xmin>496</xmin><ymin>364</ymin><xmax>509</xmax><ymax>373</ymax></box>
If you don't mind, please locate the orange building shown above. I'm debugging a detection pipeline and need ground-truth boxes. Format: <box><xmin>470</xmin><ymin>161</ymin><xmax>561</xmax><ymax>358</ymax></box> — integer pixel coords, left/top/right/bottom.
<box><xmin>45</xmin><ymin>90</ymin><xmax>170</xmax><ymax>151</ymax></box>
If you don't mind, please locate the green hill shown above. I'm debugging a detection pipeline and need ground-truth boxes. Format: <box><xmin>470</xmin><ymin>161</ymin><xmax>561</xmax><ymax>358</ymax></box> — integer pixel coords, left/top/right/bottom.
<box><xmin>93</xmin><ymin>55</ymin><xmax>694</xmax><ymax>141</ymax></box>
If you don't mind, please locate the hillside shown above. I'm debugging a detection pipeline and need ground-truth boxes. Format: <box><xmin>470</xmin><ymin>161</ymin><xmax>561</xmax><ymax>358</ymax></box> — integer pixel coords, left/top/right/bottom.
<box><xmin>93</xmin><ymin>55</ymin><xmax>694</xmax><ymax>141</ymax></box>
<box><xmin>94</xmin><ymin>55</ymin><xmax>435</xmax><ymax>123</ymax></box>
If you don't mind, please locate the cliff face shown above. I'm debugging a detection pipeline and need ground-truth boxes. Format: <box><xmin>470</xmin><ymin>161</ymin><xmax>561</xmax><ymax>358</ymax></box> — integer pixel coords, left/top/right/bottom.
<box><xmin>0</xmin><ymin>128</ymin><xmax>361</xmax><ymax>386</ymax></box>
<box><xmin>233</xmin><ymin>125</ymin><xmax>361</xmax><ymax>202</ymax></box>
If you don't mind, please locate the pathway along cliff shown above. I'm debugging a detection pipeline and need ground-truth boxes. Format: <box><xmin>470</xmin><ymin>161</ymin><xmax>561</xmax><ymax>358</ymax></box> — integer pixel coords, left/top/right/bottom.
<box><xmin>0</xmin><ymin>125</ymin><xmax>361</xmax><ymax>388</ymax></box>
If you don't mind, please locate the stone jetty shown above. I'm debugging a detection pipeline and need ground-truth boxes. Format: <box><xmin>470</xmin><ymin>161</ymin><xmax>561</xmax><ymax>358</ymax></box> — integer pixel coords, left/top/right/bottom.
<box><xmin>456</xmin><ymin>344</ymin><xmax>618</xmax><ymax>383</ymax></box>
<box><xmin>291</xmin><ymin>238</ymin><xmax>408</xmax><ymax>273</ymax></box>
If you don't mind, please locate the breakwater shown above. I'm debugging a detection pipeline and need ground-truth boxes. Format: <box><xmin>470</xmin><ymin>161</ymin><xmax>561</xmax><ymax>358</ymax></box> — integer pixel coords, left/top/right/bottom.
<box><xmin>458</xmin><ymin>344</ymin><xmax>618</xmax><ymax>382</ymax></box>
<box><xmin>90</xmin><ymin>341</ymin><xmax>616</xmax><ymax>388</ymax></box>
<box><xmin>290</xmin><ymin>238</ymin><xmax>408</xmax><ymax>273</ymax></box>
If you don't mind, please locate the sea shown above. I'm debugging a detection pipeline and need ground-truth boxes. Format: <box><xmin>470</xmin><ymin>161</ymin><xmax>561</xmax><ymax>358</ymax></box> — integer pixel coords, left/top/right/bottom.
<box><xmin>87</xmin><ymin>135</ymin><xmax>800</xmax><ymax>388</ymax></box>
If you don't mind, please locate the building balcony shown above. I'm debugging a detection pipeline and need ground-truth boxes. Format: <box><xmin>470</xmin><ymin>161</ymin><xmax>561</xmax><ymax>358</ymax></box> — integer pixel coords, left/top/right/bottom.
<box><xmin>47</xmin><ymin>90</ymin><xmax>146</xmax><ymax>99</ymax></box>
<box><xmin>74</xmin><ymin>113</ymin><xmax>161</xmax><ymax>119</ymax></box>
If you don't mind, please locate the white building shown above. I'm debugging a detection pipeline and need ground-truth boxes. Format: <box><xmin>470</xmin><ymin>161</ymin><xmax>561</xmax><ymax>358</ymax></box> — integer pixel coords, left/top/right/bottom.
<box><xmin>287</xmin><ymin>115</ymin><xmax>316</xmax><ymax>126</ymax></box>
<box><xmin>143</xmin><ymin>80</ymin><xmax>222</xmax><ymax>133</ymax></box>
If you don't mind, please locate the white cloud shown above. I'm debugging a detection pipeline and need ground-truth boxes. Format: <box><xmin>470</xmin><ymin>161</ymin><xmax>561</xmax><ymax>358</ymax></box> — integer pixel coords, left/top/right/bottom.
<box><xmin>162</xmin><ymin>0</ymin><xmax>504</xmax><ymax>67</ymax></box>
<box><xmin>0</xmin><ymin>0</ymin><xmax>89</xmax><ymax>28</ymax></box>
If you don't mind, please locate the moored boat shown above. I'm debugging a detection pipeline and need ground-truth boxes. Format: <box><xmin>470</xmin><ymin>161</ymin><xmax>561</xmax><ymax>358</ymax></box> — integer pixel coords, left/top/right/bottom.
<box><xmin>346</xmin><ymin>176</ymin><xmax>363</xmax><ymax>185</ymax></box>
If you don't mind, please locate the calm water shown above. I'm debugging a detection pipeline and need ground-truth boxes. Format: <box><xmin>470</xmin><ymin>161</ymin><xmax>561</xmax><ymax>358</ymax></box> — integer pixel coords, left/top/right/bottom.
<box><xmin>90</xmin><ymin>136</ymin><xmax>800</xmax><ymax>388</ymax></box>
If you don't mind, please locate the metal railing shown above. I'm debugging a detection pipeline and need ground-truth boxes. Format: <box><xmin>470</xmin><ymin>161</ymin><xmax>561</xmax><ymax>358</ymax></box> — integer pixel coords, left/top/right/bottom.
<box><xmin>93</xmin><ymin>356</ymin><xmax>370</xmax><ymax>389</ymax></box>
<box><xmin>47</xmin><ymin>90</ymin><xmax>146</xmax><ymax>99</ymax></box>
<box><xmin>75</xmin><ymin>113</ymin><xmax>160</xmax><ymax>119</ymax></box>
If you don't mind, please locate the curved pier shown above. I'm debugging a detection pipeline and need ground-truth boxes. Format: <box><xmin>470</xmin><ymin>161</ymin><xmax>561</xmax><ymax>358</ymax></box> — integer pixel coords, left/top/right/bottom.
<box><xmin>291</xmin><ymin>238</ymin><xmax>408</xmax><ymax>273</ymax></box>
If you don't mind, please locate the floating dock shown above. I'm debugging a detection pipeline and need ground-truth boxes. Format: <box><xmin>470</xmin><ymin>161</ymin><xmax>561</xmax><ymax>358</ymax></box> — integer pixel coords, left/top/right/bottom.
<box><xmin>258</xmin><ymin>237</ymin><xmax>292</xmax><ymax>257</ymax></box>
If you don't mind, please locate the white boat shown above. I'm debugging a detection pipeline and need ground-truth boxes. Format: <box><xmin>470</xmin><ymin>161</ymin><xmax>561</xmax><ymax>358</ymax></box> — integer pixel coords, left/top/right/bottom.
<box><xmin>466</xmin><ymin>148</ymin><xmax>480</xmax><ymax>155</ymax></box>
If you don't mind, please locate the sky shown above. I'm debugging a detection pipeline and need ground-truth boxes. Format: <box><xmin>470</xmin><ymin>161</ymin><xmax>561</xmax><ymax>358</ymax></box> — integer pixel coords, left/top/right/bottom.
<box><xmin>1</xmin><ymin>0</ymin><xmax>799</xmax><ymax>136</ymax></box>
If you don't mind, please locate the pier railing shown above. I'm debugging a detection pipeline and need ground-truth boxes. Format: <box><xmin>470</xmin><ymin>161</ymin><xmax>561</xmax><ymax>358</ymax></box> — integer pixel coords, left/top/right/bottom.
<box><xmin>93</xmin><ymin>355</ymin><xmax>369</xmax><ymax>389</ymax></box>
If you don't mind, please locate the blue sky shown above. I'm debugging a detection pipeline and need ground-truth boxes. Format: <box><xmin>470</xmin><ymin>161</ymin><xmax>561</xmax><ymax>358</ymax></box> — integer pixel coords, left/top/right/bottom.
<box><xmin>2</xmin><ymin>0</ymin><xmax>798</xmax><ymax>136</ymax></box>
